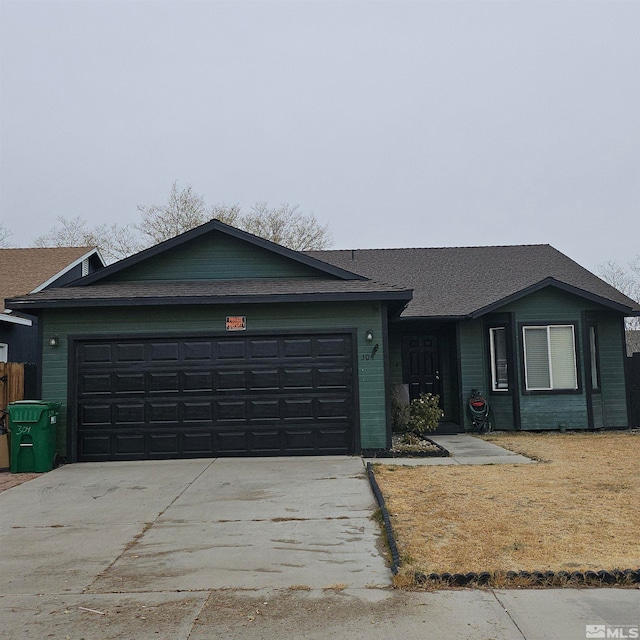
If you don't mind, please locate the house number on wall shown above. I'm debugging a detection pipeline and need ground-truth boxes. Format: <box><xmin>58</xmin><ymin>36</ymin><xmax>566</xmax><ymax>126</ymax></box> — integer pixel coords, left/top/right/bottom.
<box><xmin>361</xmin><ymin>344</ymin><xmax>380</xmax><ymax>361</ymax></box>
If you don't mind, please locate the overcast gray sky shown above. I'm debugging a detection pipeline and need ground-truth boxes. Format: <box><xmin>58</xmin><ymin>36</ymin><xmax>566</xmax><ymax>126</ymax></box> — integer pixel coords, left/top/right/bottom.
<box><xmin>1</xmin><ymin>0</ymin><xmax>638</xmax><ymax>272</ymax></box>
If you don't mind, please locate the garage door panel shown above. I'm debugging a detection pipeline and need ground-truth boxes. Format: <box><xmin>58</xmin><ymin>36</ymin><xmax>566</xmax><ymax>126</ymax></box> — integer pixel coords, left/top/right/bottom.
<box><xmin>79</xmin><ymin>434</ymin><xmax>111</xmax><ymax>457</ymax></box>
<box><xmin>250</xmin><ymin>430</ymin><xmax>282</xmax><ymax>453</ymax></box>
<box><xmin>217</xmin><ymin>401</ymin><xmax>246</xmax><ymax>421</ymax></box>
<box><xmin>217</xmin><ymin>370</ymin><xmax>247</xmax><ymax>390</ymax></box>
<box><xmin>149</xmin><ymin>372</ymin><xmax>180</xmax><ymax>393</ymax></box>
<box><xmin>150</xmin><ymin>342</ymin><xmax>179</xmax><ymax>361</ymax></box>
<box><xmin>283</xmin><ymin>339</ymin><xmax>312</xmax><ymax>358</ymax></box>
<box><xmin>317</xmin><ymin>367</ymin><xmax>350</xmax><ymax>389</ymax></box>
<box><xmin>148</xmin><ymin>433</ymin><xmax>180</xmax><ymax>454</ymax></box>
<box><xmin>115</xmin><ymin>434</ymin><xmax>145</xmax><ymax>456</ymax></box>
<box><xmin>283</xmin><ymin>368</ymin><xmax>313</xmax><ymax>389</ymax></box>
<box><xmin>182</xmin><ymin>431</ymin><xmax>214</xmax><ymax>453</ymax></box>
<box><xmin>148</xmin><ymin>403</ymin><xmax>179</xmax><ymax>423</ymax></box>
<box><xmin>284</xmin><ymin>399</ymin><xmax>315</xmax><ymax>420</ymax></box>
<box><xmin>115</xmin><ymin>403</ymin><xmax>145</xmax><ymax>425</ymax></box>
<box><xmin>317</xmin><ymin>398</ymin><xmax>350</xmax><ymax>418</ymax></box>
<box><xmin>76</xmin><ymin>333</ymin><xmax>355</xmax><ymax>460</ymax></box>
<box><xmin>218</xmin><ymin>341</ymin><xmax>246</xmax><ymax>359</ymax></box>
<box><xmin>117</xmin><ymin>343</ymin><xmax>145</xmax><ymax>362</ymax></box>
<box><xmin>249</xmin><ymin>369</ymin><xmax>279</xmax><ymax>389</ymax></box>
<box><xmin>81</xmin><ymin>374</ymin><xmax>112</xmax><ymax>394</ymax></box>
<box><xmin>183</xmin><ymin>371</ymin><xmax>213</xmax><ymax>392</ymax></box>
<box><xmin>116</xmin><ymin>373</ymin><xmax>146</xmax><ymax>394</ymax></box>
<box><xmin>183</xmin><ymin>402</ymin><xmax>213</xmax><ymax>422</ymax></box>
<box><xmin>183</xmin><ymin>341</ymin><xmax>213</xmax><ymax>360</ymax></box>
<box><xmin>82</xmin><ymin>343</ymin><xmax>113</xmax><ymax>364</ymax></box>
<box><xmin>217</xmin><ymin>431</ymin><xmax>248</xmax><ymax>454</ymax></box>
<box><xmin>249</xmin><ymin>339</ymin><xmax>279</xmax><ymax>359</ymax></box>
<box><xmin>249</xmin><ymin>400</ymin><xmax>281</xmax><ymax>420</ymax></box>
<box><xmin>80</xmin><ymin>404</ymin><xmax>112</xmax><ymax>426</ymax></box>
<box><xmin>316</xmin><ymin>337</ymin><xmax>350</xmax><ymax>357</ymax></box>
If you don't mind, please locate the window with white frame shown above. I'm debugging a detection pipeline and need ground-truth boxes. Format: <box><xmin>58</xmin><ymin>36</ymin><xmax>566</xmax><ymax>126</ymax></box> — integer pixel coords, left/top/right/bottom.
<box><xmin>0</xmin><ymin>343</ymin><xmax>7</xmax><ymax>363</ymax></box>
<box><xmin>489</xmin><ymin>327</ymin><xmax>509</xmax><ymax>391</ymax></box>
<box><xmin>522</xmin><ymin>325</ymin><xmax>578</xmax><ymax>391</ymax></box>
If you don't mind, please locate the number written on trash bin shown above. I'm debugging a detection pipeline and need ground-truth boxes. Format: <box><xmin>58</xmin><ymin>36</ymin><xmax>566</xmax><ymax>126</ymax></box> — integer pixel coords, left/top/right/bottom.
<box><xmin>16</xmin><ymin>425</ymin><xmax>32</xmax><ymax>436</ymax></box>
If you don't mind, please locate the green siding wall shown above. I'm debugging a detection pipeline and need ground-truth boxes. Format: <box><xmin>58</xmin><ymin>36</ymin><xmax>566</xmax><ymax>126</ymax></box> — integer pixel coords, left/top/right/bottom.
<box><xmin>106</xmin><ymin>234</ymin><xmax>326</xmax><ymax>282</ymax></box>
<box><xmin>41</xmin><ymin>301</ymin><xmax>387</xmax><ymax>456</ymax></box>
<box><xmin>458</xmin><ymin>320</ymin><xmax>486</xmax><ymax>430</ymax></box>
<box><xmin>504</xmin><ymin>288</ymin><xmax>590</xmax><ymax>430</ymax></box>
<box><xmin>595</xmin><ymin>312</ymin><xmax>628</xmax><ymax>427</ymax></box>
<box><xmin>456</xmin><ymin>287</ymin><xmax>630</xmax><ymax>431</ymax></box>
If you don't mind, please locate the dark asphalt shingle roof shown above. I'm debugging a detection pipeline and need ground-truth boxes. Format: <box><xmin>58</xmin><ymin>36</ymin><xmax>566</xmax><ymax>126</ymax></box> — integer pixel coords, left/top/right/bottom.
<box><xmin>6</xmin><ymin>278</ymin><xmax>412</xmax><ymax>309</ymax></box>
<box><xmin>306</xmin><ymin>245</ymin><xmax>640</xmax><ymax>318</ymax></box>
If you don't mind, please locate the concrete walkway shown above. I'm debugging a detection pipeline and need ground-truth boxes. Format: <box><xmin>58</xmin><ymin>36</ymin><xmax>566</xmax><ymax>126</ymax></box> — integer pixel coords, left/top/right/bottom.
<box><xmin>365</xmin><ymin>433</ymin><xmax>535</xmax><ymax>466</ymax></box>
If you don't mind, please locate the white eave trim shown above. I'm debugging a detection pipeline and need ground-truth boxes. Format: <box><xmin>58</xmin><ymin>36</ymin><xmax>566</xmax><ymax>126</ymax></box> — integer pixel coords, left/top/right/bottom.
<box><xmin>31</xmin><ymin>248</ymin><xmax>104</xmax><ymax>293</ymax></box>
<box><xmin>0</xmin><ymin>312</ymin><xmax>32</xmax><ymax>326</ymax></box>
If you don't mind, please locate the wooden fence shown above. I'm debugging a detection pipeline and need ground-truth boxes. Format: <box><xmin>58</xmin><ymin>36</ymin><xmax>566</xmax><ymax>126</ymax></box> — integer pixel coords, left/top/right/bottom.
<box><xmin>0</xmin><ymin>362</ymin><xmax>25</xmax><ymax>410</ymax></box>
<box><xmin>625</xmin><ymin>354</ymin><xmax>640</xmax><ymax>428</ymax></box>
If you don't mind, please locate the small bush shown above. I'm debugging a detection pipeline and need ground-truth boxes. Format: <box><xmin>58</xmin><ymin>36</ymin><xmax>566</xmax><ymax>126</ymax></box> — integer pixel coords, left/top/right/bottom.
<box><xmin>407</xmin><ymin>393</ymin><xmax>444</xmax><ymax>434</ymax></box>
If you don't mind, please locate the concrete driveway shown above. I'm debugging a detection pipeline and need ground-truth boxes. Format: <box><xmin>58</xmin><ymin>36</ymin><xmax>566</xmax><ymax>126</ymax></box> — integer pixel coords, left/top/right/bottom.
<box><xmin>0</xmin><ymin>457</ymin><xmax>388</xmax><ymax>595</ymax></box>
<box><xmin>1</xmin><ymin>457</ymin><xmax>638</xmax><ymax>640</ymax></box>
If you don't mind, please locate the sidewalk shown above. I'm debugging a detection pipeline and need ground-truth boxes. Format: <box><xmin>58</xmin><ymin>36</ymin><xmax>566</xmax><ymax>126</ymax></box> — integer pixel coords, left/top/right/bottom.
<box><xmin>364</xmin><ymin>433</ymin><xmax>534</xmax><ymax>466</ymax></box>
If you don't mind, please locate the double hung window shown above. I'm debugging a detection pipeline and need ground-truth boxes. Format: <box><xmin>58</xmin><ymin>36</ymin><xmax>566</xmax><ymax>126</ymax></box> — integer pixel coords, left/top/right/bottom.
<box><xmin>522</xmin><ymin>325</ymin><xmax>578</xmax><ymax>391</ymax></box>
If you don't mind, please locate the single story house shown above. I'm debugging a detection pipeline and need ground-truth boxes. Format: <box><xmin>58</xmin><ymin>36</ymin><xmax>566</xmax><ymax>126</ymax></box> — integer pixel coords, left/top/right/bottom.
<box><xmin>0</xmin><ymin>247</ymin><xmax>104</xmax><ymax>372</ymax></box>
<box><xmin>6</xmin><ymin>220</ymin><xmax>639</xmax><ymax>462</ymax></box>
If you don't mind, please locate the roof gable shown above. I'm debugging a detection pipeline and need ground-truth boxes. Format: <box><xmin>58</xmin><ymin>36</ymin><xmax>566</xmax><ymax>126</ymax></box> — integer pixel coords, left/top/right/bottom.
<box><xmin>0</xmin><ymin>246</ymin><xmax>101</xmax><ymax>311</ymax></box>
<box><xmin>78</xmin><ymin>219</ymin><xmax>366</xmax><ymax>286</ymax></box>
<box><xmin>308</xmin><ymin>245</ymin><xmax>640</xmax><ymax>318</ymax></box>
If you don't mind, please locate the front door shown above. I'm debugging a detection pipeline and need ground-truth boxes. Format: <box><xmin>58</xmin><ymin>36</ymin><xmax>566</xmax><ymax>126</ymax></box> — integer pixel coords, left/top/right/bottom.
<box><xmin>402</xmin><ymin>335</ymin><xmax>441</xmax><ymax>401</ymax></box>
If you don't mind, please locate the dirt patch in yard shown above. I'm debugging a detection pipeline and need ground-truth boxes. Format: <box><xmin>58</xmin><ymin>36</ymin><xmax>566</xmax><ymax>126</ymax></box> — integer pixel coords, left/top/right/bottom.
<box><xmin>373</xmin><ymin>431</ymin><xmax>640</xmax><ymax>586</ymax></box>
<box><xmin>0</xmin><ymin>471</ymin><xmax>41</xmax><ymax>493</ymax></box>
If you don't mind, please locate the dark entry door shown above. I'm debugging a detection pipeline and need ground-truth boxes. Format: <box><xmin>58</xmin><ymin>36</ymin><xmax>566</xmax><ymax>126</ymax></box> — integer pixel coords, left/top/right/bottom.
<box><xmin>402</xmin><ymin>335</ymin><xmax>441</xmax><ymax>401</ymax></box>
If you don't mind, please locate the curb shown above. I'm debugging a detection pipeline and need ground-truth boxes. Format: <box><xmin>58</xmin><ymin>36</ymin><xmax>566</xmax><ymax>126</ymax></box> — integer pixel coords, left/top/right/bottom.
<box><xmin>366</xmin><ymin>461</ymin><xmax>401</xmax><ymax>574</ymax></box>
<box><xmin>414</xmin><ymin>568</ymin><xmax>640</xmax><ymax>588</ymax></box>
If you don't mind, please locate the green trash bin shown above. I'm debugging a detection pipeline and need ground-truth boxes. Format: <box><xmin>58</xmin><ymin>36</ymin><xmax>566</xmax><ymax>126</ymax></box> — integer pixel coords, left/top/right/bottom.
<box><xmin>8</xmin><ymin>401</ymin><xmax>61</xmax><ymax>473</ymax></box>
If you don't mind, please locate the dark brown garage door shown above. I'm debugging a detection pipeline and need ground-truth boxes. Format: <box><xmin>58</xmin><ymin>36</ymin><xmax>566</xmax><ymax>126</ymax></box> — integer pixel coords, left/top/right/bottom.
<box><xmin>73</xmin><ymin>333</ymin><xmax>356</xmax><ymax>461</ymax></box>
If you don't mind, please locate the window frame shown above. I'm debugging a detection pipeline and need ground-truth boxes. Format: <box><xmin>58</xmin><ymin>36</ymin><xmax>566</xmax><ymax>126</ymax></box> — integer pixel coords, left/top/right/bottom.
<box><xmin>489</xmin><ymin>326</ymin><xmax>510</xmax><ymax>392</ymax></box>
<box><xmin>520</xmin><ymin>322</ymin><xmax>581</xmax><ymax>394</ymax></box>
<box><xmin>587</xmin><ymin>323</ymin><xmax>601</xmax><ymax>393</ymax></box>
<box><xmin>0</xmin><ymin>343</ymin><xmax>7</xmax><ymax>363</ymax></box>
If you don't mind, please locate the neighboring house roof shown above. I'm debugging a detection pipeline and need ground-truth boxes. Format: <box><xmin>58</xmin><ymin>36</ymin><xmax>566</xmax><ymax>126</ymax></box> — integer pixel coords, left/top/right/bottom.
<box><xmin>0</xmin><ymin>247</ymin><xmax>100</xmax><ymax>318</ymax></box>
<box><xmin>307</xmin><ymin>244</ymin><xmax>640</xmax><ymax>319</ymax></box>
<box><xmin>6</xmin><ymin>278</ymin><xmax>413</xmax><ymax>309</ymax></box>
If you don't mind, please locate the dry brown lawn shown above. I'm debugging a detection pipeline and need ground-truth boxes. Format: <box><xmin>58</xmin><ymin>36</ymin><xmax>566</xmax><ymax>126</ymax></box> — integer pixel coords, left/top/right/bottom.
<box><xmin>373</xmin><ymin>431</ymin><xmax>640</xmax><ymax>582</ymax></box>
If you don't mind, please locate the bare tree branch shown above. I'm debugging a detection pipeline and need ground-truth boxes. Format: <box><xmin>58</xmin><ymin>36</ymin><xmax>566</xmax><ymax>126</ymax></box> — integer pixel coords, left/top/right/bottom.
<box><xmin>597</xmin><ymin>258</ymin><xmax>640</xmax><ymax>330</ymax></box>
<box><xmin>0</xmin><ymin>222</ymin><xmax>13</xmax><ymax>247</ymax></box>
<box><xmin>135</xmin><ymin>181</ymin><xmax>211</xmax><ymax>245</ymax></box>
<box><xmin>33</xmin><ymin>215</ymin><xmax>141</xmax><ymax>264</ymax></box>
<box><xmin>241</xmin><ymin>203</ymin><xmax>333</xmax><ymax>250</ymax></box>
